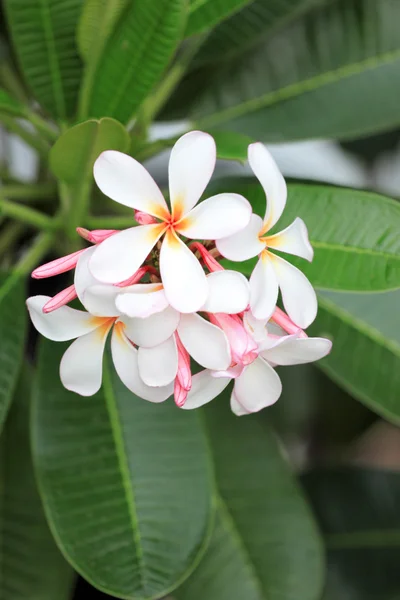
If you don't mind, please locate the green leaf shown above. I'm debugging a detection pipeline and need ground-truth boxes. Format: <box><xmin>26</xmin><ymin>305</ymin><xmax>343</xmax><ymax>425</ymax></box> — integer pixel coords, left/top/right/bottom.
<box><xmin>87</xmin><ymin>0</ymin><xmax>187</xmax><ymax>123</ymax></box>
<box><xmin>32</xmin><ymin>341</ymin><xmax>213</xmax><ymax>599</ymax></box>
<box><xmin>4</xmin><ymin>0</ymin><xmax>83</xmax><ymax>120</ymax></box>
<box><xmin>309</xmin><ymin>289</ymin><xmax>400</xmax><ymax>424</ymax></box>
<box><xmin>49</xmin><ymin>117</ymin><xmax>129</xmax><ymax>183</ymax></box>
<box><xmin>193</xmin><ymin>0</ymin><xmax>328</xmax><ymax>67</ymax></box>
<box><xmin>174</xmin><ymin>399</ymin><xmax>324</xmax><ymax>600</ymax></box>
<box><xmin>0</xmin><ymin>365</ymin><xmax>74</xmax><ymax>599</ymax></box>
<box><xmin>0</xmin><ymin>275</ymin><xmax>26</xmax><ymax>435</ymax></box>
<box><xmin>190</xmin><ymin>0</ymin><xmax>400</xmax><ymax>141</ymax></box>
<box><xmin>212</xmin><ymin>130</ymin><xmax>252</xmax><ymax>162</ymax></box>
<box><xmin>186</xmin><ymin>0</ymin><xmax>253</xmax><ymax>36</ymax></box>
<box><xmin>213</xmin><ymin>179</ymin><xmax>400</xmax><ymax>292</ymax></box>
<box><xmin>303</xmin><ymin>468</ymin><xmax>400</xmax><ymax>600</ymax></box>
<box><xmin>0</xmin><ymin>87</ymin><xmax>24</xmax><ymax>117</ymax></box>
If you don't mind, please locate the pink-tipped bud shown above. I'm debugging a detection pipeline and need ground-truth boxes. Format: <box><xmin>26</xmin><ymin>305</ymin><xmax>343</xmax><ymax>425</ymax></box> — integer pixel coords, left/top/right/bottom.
<box><xmin>42</xmin><ymin>285</ymin><xmax>77</xmax><ymax>313</ymax></box>
<box><xmin>115</xmin><ymin>265</ymin><xmax>158</xmax><ymax>287</ymax></box>
<box><xmin>209</xmin><ymin>313</ymin><xmax>258</xmax><ymax>366</ymax></box>
<box><xmin>189</xmin><ymin>242</ymin><xmax>224</xmax><ymax>272</ymax></box>
<box><xmin>272</xmin><ymin>307</ymin><xmax>308</xmax><ymax>338</ymax></box>
<box><xmin>76</xmin><ymin>227</ymin><xmax>119</xmax><ymax>244</ymax></box>
<box><xmin>174</xmin><ymin>333</ymin><xmax>192</xmax><ymax>408</ymax></box>
<box><xmin>32</xmin><ymin>249</ymin><xmax>86</xmax><ymax>279</ymax></box>
<box><xmin>134</xmin><ymin>210</ymin><xmax>158</xmax><ymax>225</ymax></box>
<box><xmin>174</xmin><ymin>378</ymin><xmax>188</xmax><ymax>408</ymax></box>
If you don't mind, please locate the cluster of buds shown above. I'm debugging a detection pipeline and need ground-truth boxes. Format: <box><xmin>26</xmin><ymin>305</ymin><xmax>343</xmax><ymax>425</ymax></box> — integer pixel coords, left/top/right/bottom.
<box><xmin>27</xmin><ymin>131</ymin><xmax>331</xmax><ymax>415</ymax></box>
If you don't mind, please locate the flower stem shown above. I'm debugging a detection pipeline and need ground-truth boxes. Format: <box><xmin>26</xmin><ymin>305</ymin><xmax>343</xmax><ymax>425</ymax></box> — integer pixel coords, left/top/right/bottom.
<box><xmin>15</xmin><ymin>231</ymin><xmax>55</xmax><ymax>275</ymax></box>
<box><xmin>0</xmin><ymin>199</ymin><xmax>57</xmax><ymax>230</ymax></box>
<box><xmin>24</xmin><ymin>108</ymin><xmax>58</xmax><ymax>143</ymax></box>
<box><xmin>0</xmin><ymin>221</ymin><xmax>25</xmax><ymax>257</ymax></box>
<box><xmin>0</xmin><ymin>182</ymin><xmax>56</xmax><ymax>202</ymax></box>
<box><xmin>0</xmin><ymin>114</ymin><xmax>50</xmax><ymax>159</ymax></box>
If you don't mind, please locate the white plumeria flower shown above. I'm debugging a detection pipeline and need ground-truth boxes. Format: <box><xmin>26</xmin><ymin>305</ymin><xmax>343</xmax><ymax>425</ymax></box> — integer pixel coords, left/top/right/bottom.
<box><xmin>217</xmin><ymin>143</ymin><xmax>317</xmax><ymax>328</ymax></box>
<box><xmin>90</xmin><ymin>130</ymin><xmax>252</xmax><ymax>313</ymax></box>
<box><xmin>182</xmin><ymin>311</ymin><xmax>332</xmax><ymax>415</ymax></box>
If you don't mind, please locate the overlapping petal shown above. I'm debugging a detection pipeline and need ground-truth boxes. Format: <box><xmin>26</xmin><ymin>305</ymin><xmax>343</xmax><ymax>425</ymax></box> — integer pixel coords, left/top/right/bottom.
<box><xmin>138</xmin><ymin>336</ymin><xmax>178</xmax><ymax>387</ymax></box>
<box><xmin>266</xmin><ymin>217</ymin><xmax>314</xmax><ymax>261</ymax></box>
<box><xmin>26</xmin><ymin>296</ymin><xmax>98</xmax><ymax>341</ymax></box>
<box><xmin>249</xmin><ymin>253</ymin><xmax>279</xmax><ymax>321</ymax></box>
<box><xmin>202</xmin><ymin>270</ymin><xmax>249</xmax><ymax>314</ymax></box>
<box><xmin>82</xmin><ymin>285</ymin><xmax>120</xmax><ymax>317</ymax></box>
<box><xmin>116</xmin><ymin>284</ymin><xmax>168</xmax><ymax>318</ymax></box>
<box><xmin>93</xmin><ymin>150</ymin><xmax>169</xmax><ymax>219</ymax></box>
<box><xmin>230</xmin><ymin>391</ymin><xmax>251</xmax><ymax>416</ymax></box>
<box><xmin>122</xmin><ymin>306</ymin><xmax>180</xmax><ymax>348</ymax></box>
<box><xmin>181</xmin><ymin>370</ymin><xmax>230</xmax><ymax>410</ymax></box>
<box><xmin>178</xmin><ymin>313</ymin><xmax>231</xmax><ymax>370</ymax></box>
<box><xmin>234</xmin><ymin>357</ymin><xmax>282</xmax><ymax>412</ymax></box>
<box><xmin>216</xmin><ymin>213</ymin><xmax>265</xmax><ymax>262</ymax></box>
<box><xmin>261</xmin><ymin>336</ymin><xmax>332</xmax><ymax>365</ymax></box>
<box><xmin>168</xmin><ymin>131</ymin><xmax>216</xmax><ymax>218</ymax></box>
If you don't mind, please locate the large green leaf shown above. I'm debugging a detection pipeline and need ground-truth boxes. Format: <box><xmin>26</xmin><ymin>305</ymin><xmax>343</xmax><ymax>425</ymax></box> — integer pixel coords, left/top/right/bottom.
<box><xmin>0</xmin><ymin>366</ymin><xmax>74</xmax><ymax>599</ymax></box>
<box><xmin>193</xmin><ymin>0</ymin><xmax>328</xmax><ymax>67</ymax></box>
<box><xmin>189</xmin><ymin>0</ymin><xmax>400</xmax><ymax>141</ymax></box>
<box><xmin>0</xmin><ymin>275</ymin><xmax>26</xmax><ymax>434</ymax></box>
<box><xmin>186</xmin><ymin>0</ymin><xmax>253</xmax><ymax>36</ymax></box>
<box><xmin>303</xmin><ymin>468</ymin><xmax>400</xmax><ymax>600</ymax></box>
<box><xmin>212</xmin><ymin>179</ymin><xmax>400</xmax><ymax>292</ymax></box>
<box><xmin>87</xmin><ymin>0</ymin><xmax>186</xmax><ymax>123</ymax></box>
<box><xmin>32</xmin><ymin>341</ymin><xmax>213</xmax><ymax>599</ymax></box>
<box><xmin>174</xmin><ymin>399</ymin><xmax>324</xmax><ymax>600</ymax></box>
<box><xmin>309</xmin><ymin>289</ymin><xmax>400</xmax><ymax>424</ymax></box>
<box><xmin>4</xmin><ymin>0</ymin><xmax>83</xmax><ymax>119</ymax></box>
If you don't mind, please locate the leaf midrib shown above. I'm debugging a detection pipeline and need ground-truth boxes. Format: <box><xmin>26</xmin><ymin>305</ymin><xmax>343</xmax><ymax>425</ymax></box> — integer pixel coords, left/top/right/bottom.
<box><xmin>39</xmin><ymin>0</ymin><xmax>65</xmax><ymax>118</ymax></box>
<box><xmin>195</xmin><ymin>48</ymin><xmax>400</xmax><ymax>127</ymax></box>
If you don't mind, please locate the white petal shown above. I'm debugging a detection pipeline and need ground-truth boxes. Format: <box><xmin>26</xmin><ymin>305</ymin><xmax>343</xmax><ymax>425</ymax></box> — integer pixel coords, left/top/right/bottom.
<box><xmin>230</xmin><ymin>390</ymin><xmax>251</xmax><ymax>416</ymax></box>
<box><xmin>83</xmin><ymin>285</ymin><xmax>120</xmax><ymax>317</ymax></box>
<box><xmin>181</xmin><ymin>370</ymin><xmax>230</xmax><ymax>410</ymax></box>
<box><xmin>177</xmin><ymin>313</ymin><xmax>230</xmax><ymax>370</ymax></box>
<box><xmin>177</xmin><ymin>193</ymin><xmax>251</xmax><ymax>240</ymax></box>
<box><xmin>26</xmin><ymin>296</ymin><xmax>98</xmax><ymax>341</ymax></box>
<box><xmin>93</xmin><ymin>150</ymin><xmax>169</xmax><ymax>219</ymax></box>
<box><xmin>261</xmin><ymin>336</ymin><xmax>332</xmax><ymax>366</ymax></box>
<box><xmin>74</xmin><ymin>246</ymin><xmax>97</xmax><ymax>304</ymax></box>
<box><xmin>122</xmin><ymin>305</ymin><xmax>180</xmax><ymax>348</ymax></box>
<box><xmin>116</xmin><ymin>284</ymin><xmax>168</xmax><ymax>318</ymax></box>
<box><xmin>234</xmin><ymin>357</ymin><xmax>282</xmax><ymax>412</ymax></box>
<box><xmin>202</xmin><ymin>271</ymin><xmax>249</xmax><ymax>314</ymax></box>
<box><xmin>270</xmin><ymin>253</ymin><xmax>317</xmax><ymax>329</ymax></box>
<box><xmin>60</xmin><ymin>325</ymin><xmax>111</xmax><ymax>396</ymax></box>
<box><xmin>216</xmin><ymin>214</ymin><xmax>265</xmax><ymax>261</ymax></box>
<box><xmin>138</xmin><ymin>336</ymin><xmax>178</xmax><ymax>387</ymax></box>
<box><xmin>169</xmin><ymin>131</ymin><xmax>216</xmax><ymax>218</ymax></box>
<box><xmin>111</xmin><ymin>325</ymin><xmax>172</xmax><ymax>402</ymax></box>
<box><xmin>248</xmin><ymin>143</ymin><xmax>287</xmax><ymax>231</ymax></box>
<box><xmin>160</xmin><ymin>230</ymin><xmax>207</xmax><ymax>313</ymax></box>
<box><xmin>243</xmin><ymin>311</ymin><xmax>269</xmax><ymax>344</ymax></box>
<box><xmin>249</xmin><ymin>254</ymin><xmax>279</xmax><ymax>321</ymax></box>
<box><xmin>89</xmin><ymin>224</ymin><xmax>165</xmax><ymax>284</ymax></box>
<box><xmin>266</xmin><ymin>217</ymin><xmax>313</xmax><ymax>262</ymax></box>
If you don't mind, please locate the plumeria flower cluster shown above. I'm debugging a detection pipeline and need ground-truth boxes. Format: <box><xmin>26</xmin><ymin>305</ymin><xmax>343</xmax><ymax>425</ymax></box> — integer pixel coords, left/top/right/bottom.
<box><xmin>27</xmin><ymin>131</ymin><xmax>332</xmax><ymax>415</ymax></box>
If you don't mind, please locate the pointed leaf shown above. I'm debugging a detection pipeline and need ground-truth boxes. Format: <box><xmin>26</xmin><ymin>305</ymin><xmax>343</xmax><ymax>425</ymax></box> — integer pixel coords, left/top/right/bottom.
<box><xmin>0</xmin><ymin>274</ymin><xmax>26</xmax><ymax>435</ymax></box>
<box><xmin>175</xmin><ymin>399</ymin><xmax>324</xmax><ymax>600</ymax></box>
<box><xmin>1</xmin><ymin>366</ymin><xmax>74</xmax><ymax>599</ymax></box>
<box><xmin>4</xmin><ymin>0</ymin><xmax>83</xmax><ymax>119</ymax></box>
<box><xmin>77</xmin><ymin>0</ymin><xmax>129</xmax><ymax>61</ymax></box>
<box><xmin>186</xmin><ymin>0</ymin><xmax>253</xmax><ymax>36</ymax></box>
<box><xmin>309</xmin><ymin>289</ymin><xmax>400</xmax><ymax>424</ymax></box>
<box><xmin>32</xmin><ymin>341</ymin><xmax>213</xmax><ymax>599</ymax></box>
<box><xmin>87</xmin><ymin>0</ymin><xmax>186</xmax><ymax>123</ymax></box>
<box><xmin>303</xmin><ymin>468</ymin><xmax>400</xmax><ymax>600</ymax></box>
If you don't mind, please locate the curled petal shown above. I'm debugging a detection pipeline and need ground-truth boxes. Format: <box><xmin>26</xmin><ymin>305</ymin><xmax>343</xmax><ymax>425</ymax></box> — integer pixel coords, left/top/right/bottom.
<box><xmin>177</xmin><ymin>193</ymin><xmax>251</xmax><ymax>240</ymax></box>
<box><xmin>248</xmin><ymin>143</ymin><xmax>287</xmax><ymax>232</ymax></box>
<box><xmin>266</xmin><ymin>218</ymin><xmax>313</xmax><ymax>262</ymax></box>
<box><xmin>111</xmin><ymin>324</ymin><xmax>172</xmax><ymax>402</ymax></box>
<box><xmin>94</xmin><ymin>150</ymin><xmax>169</xmax><ymax>219</ymax></box>
<box><xmin>116</xmin><ymin>284</ymin><xmax>168</xmax><ymax>318</ymax></box>
<box><xmin>181</xmin><ymin>370</ymin><xmax>230</xmax><ymax>410</ymax></box>
<box><xmin>216</xmin><ymin>213</ymin><xmax>265</xmax><ymax>262</ymax></box>
<box><xmin>169</xmin><ymin>131</ymin><xmax>216</xmax><ymax>219</ymax></box>
<box><xmin>122</xmin><ymin>305</ymin><xmax>180</xmax><ymax>348</ymax></box>
<box><xmin>249</xmin><ymin>254</ymin><xmax>279</xmax><ymax>321</ymax></box>
<box><xmin>178</xmin><ymin>313</ymin><xmax>231</xmax><ymax>371</ymax></box>
<box><xmin>202</xmin><ymin>271</ymin><xmax>249</xmax><ymax>314</ymax></box>
<box><xmin>234</xmin><ymin>357</ymin><xmax>282</xmax><ymax>412</ymax></box>
<box><xmin>175</xmin><ymin>332</ymin><xmax>192</xmax><ymax>391</ymax></box>
<box><xmin>74</xmin><ymin>246</ymin><xmax>98</xmax><ymax>304</ymax></box>
<box><xmin>261</xmin><ymin>336</ymin><xmax>332</xmax><ymax>366</ymax></box>
<box><xmin>26</xmin><ymin>295</ymin><xmax>98</xmax><ymax>341</ymax></box>
<box><xmin>82</xmin><ymin>285</ymin><xmax>120</xmax><ymax>317</ymax></box>
<box><xmin>230</xmin><ymin>390</ymin><xmax>251</xmax><ymax>416</ymax></box>
<box><xmin>31</xmin><ymin>249</ymin><xmax>86</xmax><ymax>279</ymax></box>
<box><xmin>138</xmin><ymin>336</ymin><xmax>178</xmax><ymax>387</ymax></box>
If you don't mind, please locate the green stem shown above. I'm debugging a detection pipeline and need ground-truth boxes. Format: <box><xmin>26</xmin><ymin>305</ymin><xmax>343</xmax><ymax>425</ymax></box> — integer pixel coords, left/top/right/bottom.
<box><xmin>134</xmin><ymin>135</ymin><xmax>180</xmax><ymax>162</ymax></box>
<box><xmin>87</xmin><ymin>215</ymin><xmax>135</xmax><ymax>230</ymax></box>
<box><xmin>0</xmin><ymin>182</ymin><xmax>56</xmax><ymax>202</ymax></box>
<box><xmin>0</xmin><ymin>114</ymin><xmax>50</xmax><ymax>158</ymax></box>
<box><xmin>24</xmin><ymin>108</ymin><xmax>58</xmax><ymax>143</ymax></box>
<box><xmin>0</xmin><ymin>199</ymin><xmax>57</xmax><ymax>230</ymax></box>
<box><xmin>0</xmin><ymin>221</ymin><xmax>25</xmax><ymax>257</ymax></box>
<box><xmin>15</xmin><ymin>231</ymin><xmax>55</xmax><ymax>275</ymax></box>
<box><xmin>0</xmin><ymin>62</ymin><xmax>29</xmax><ymax>104</ymax></box>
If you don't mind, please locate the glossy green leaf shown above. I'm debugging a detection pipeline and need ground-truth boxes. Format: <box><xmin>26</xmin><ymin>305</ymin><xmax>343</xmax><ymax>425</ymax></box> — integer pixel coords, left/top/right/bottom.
<box><xmin>309</xmin><ymin>289</ymin><xmax>400</xmax><ymax>424</ymax></box>
<box><xmin>303</xmin><ymin>468</ymin><xmax>400</xmax><ymax>600</ymax></box>
<box><xmin>213</xmin><ymin>179</ymin><xmax>400</xmax><ymax>292</ymax></box>
<box><xmin>212</xmin><ymin>130</ymin><xmax>252</xmax><ymax>162</ymax></box>
<box><xmin>174</xmin><ymin>399</ymin><xmax>324</xmax><ymax>600</ymax></box>
<box><xmin>87</xmin><ymin>0</ymin><xmax>186</xmax><ymax>123</ymax></box>
<box><xmin>0</xmin><ymin>366</ymin><xmax>74</xmax><ymax>599</ymax></box>
<box><xmin>0</xmin><ymin>87</ymin><xmax>24</xmax><ymax>117</ymax></box>
<box><xmin>4</xmin><ymin>0</ymin><xmax>82</xmax><ymax>119</ymax></box>
<box><xmin>186</xmin><ymin>0</ymin><xmax>253</xmax><ymax>36</ymax></box>
<box><xmin>190</xmin><ymin>0</ymin><xmax>400</xmax><ymax>141</ymax></box>
<box><xmin>50</xmin><ymin>117</ymin><xmax>129</xmax><ymax>183</ymax></box>
<box><xmin>193</xmin><ymin>0</ymin><xmax>328</xmax><ymax>67</ymax></box>
<box><xmin>32</xmin><ymin>341</ymin><xmax>213</xmax><ymax>599</ymax></box>
<box><xmin>0</xmin><ymin>275</ymin><xmax>26</xmax><ymax>434</ymax></box>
